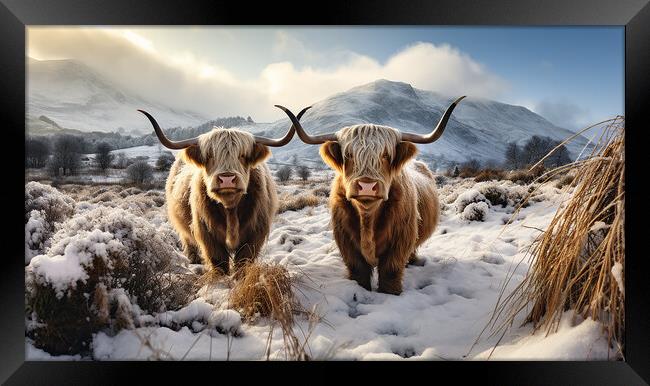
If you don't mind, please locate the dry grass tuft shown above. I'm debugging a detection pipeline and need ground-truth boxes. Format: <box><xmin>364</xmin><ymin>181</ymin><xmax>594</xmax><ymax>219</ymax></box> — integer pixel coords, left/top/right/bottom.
<box><xmin>474</xmin><ymin>168</ymin><xmax>506</xmax><ymax>182</ymax></box>
<box><xmin>229</xmin><ymin>262</ymin><xmax>311</xmax><ymax>360</ymax></box>
<box><xmin>278</xmin><ymin>192</ymin><xmax>322</xmax><ymax>213</ymax></box>
<box><xmin>505</xmin><ymin>165</ymin><xmax>546</xmax><ymax>185</ymax></box>
<box><xmin>477</xmin><ymin>116</ymin><xmax>625</xmax><ymax>359</ymax></box>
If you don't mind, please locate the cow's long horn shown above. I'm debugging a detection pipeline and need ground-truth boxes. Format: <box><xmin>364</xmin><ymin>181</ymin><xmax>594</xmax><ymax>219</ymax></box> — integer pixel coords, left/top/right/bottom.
<box><xmin>400</xmin><ymin>96</ymin><xmax>466</xmax><ymax>144</ymax></box>
<box><xmin>275</xmin><ymin>105</ymin><xmax>338</xmax><ymax>144</ymax></box>
<box><xmin>137</xmin><ymin>109</ymin><xmax>199</xmax><ymax>149</ymax></box>
<box><xmin>255</xmin><ymin>106</ymin><xmax>311</xmax><ymax>147</ymax></box>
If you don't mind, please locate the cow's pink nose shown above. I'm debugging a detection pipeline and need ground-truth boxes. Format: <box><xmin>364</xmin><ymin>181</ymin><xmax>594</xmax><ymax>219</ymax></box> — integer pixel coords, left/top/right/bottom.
<box><xmin>357</xmin><ymin>181</ymin><xmax>377</xmax><ymax>196</ymax></box>
<box><xmin>218</xmin><ymin>174</ymin><xmax>237</xmax><ymax>188</ymax></box>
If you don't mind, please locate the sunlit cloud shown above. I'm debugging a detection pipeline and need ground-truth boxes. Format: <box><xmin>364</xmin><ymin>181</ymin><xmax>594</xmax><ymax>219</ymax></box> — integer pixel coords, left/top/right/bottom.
<box><xmin>27</xmin><ymin>28</ymin><xmax>509</xmax><ymax>121</ymax></box>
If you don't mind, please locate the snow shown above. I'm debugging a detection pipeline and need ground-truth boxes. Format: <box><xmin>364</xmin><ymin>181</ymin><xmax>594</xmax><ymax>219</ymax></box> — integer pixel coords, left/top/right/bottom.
<box><xmin>29</xmin><ymin>229</ymin><xmax>118</xmax><ymax>298</ymax></box>
<box><xmin>474</xmin><ymin>311</ymin><xmax>612</xmax><ymax>360</ymax></box>
<box><xmin>25</xmin><ymin>177</ymin><xmax>613</xmax><ymax>361</ymax></box>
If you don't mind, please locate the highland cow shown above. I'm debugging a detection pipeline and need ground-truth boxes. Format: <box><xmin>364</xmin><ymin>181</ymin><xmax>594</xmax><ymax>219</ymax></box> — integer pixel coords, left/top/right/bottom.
<box><xmin>138</xmin><ymin>107</ymin><xmax>308</xmax><ymax>275</ymax></box>
<box><xmin>278</xmin><ymin>97</ymin><xmax>465</xmax><ymax>294</ymax></box>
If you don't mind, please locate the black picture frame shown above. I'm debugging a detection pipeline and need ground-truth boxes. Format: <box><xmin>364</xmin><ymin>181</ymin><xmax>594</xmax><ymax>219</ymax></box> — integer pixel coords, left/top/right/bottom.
<box><xmin>2</xmin><ymin>0</ymin><xmax>649</xmax><ymax>384</ymax></box>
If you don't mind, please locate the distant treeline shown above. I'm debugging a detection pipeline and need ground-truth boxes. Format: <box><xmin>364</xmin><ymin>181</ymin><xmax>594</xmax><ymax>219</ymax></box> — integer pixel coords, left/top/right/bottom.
<box><xmin>29</xmin><ymin>116</ymin><xmax>252</xmax><ymax>152</ymax></box>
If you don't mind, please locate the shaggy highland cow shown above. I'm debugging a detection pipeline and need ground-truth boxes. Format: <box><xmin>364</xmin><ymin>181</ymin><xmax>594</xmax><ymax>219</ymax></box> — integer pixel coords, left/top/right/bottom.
<box><xmin>138</xmin><ymin>107</ymin><xmax>308</xmax><ymax>275</ymax></box>
<box><xmin>279</xmin><ymin>97</ymin><xmax>465</xmax><ymax>294</ymax></box>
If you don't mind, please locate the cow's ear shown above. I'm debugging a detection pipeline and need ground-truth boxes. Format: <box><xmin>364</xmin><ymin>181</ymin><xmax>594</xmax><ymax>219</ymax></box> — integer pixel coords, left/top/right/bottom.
<box><xmin>320</xmin><ymin>141</ymin><xmax>343</xmax><ymax>172</ymax></box>
<box><xmin>248</xmin><ymin>143</ymin><xmax>271</xmax><ymax>167</ymax></box>
<box><xmin>182</xmin><ymin>145</ymin><xmax>204</xmax><ymax>167</ymax></box>
<box><xmin>392</xmin><ymin>142</ymin><xmax>417</xmax><ymax>171</ymax></box>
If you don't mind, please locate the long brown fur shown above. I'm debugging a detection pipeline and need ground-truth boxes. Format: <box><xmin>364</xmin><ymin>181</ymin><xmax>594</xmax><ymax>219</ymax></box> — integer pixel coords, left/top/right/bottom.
<box><xmin>165</xmin><ymin>151</ymin><xmax>278</xmax><ymax>275</ymax></box>
<box><xmin>325</xmin><ymin>142</ymin><xmax>439</xmax><ymax>295</ymax></box>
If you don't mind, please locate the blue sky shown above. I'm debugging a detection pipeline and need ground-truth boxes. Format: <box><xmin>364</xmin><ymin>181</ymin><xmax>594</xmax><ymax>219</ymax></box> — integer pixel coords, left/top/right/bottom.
<box><xmin>29</xmin><ymin>26</ymin><xmax>624</xmax><ymax>129</ymax></box>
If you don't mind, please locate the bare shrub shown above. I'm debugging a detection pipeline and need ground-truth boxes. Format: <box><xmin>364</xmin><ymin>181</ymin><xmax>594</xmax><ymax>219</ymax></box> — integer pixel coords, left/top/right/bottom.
<box><xmin>505</xmin><ymin>165</ymin><xmax>545</xmax><ymax>185</ymax></box>
<box><xmin>126</xmin><ymin>161</ymin><xmax>154</xmax><ymax>186</ymax></box>
<box><xmin>459</xmin><ymin>159</ymin><xmax>482</xmax><ymax>178</ymax></box>
<box><xmin>297</xmin><ymin>166</ymin><xmax>311</xmax><ymax>181</ymax></box>
<box><xmin>474</xmin><ymin>168</ymin><xmax>505</xmax><ymax>182</ymax></box>
<box><xmin>276</xmin><ymin>165</ymin><xmax>293</xmax><ymax>182</ymax></box>
<box><xmin>155</xmin><ymin>151</ymin><xmax>175</xmax><ymax>171</ymax></box>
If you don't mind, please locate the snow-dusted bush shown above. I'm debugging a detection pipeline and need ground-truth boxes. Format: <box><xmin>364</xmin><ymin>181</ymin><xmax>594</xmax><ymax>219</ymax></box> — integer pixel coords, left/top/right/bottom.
<box><xmin>26</xmin><ymin>206</ymin><xmax>196</xmax><ymax>355</ymax></box>
<box><xmin>25</xmin><ymin>183</ymin><xmax>76</xmax><ymax>263</ymax></box>
<box><xmin>477</xmin><ymin>184</ymin><xmax>508</xmax><ymax>207</ymax></box>
<box><xmin>25</xmin><ymin>210</ymin><xmax>48</xmax><ymax>263</ymax></box>
<box><xmin>454</xmin><ymin>189</ymin><xmax>489</xmax><ymax>214</ymax></box>
<box><xmin>25</xmin><ymin>182</ymin><xmax>75</xmax><ymax>224</ymax></box>
<box><xmin>460</xmin><ymin>201</ymin><xmax>489</xmax><ymax>221</ymax></box>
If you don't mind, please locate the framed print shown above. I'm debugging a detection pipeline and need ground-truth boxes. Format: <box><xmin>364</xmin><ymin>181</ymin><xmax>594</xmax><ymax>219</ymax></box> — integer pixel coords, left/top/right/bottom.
<box><xmin>2</xmin><ymin>0</ymin><xmax>649</xmax><ymax>384</ymax></box>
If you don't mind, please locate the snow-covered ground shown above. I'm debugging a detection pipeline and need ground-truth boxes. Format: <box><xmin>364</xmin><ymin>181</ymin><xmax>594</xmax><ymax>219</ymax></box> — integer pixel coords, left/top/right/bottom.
<box><xmin>25</xmin><ymin>172</ymin><xmax>613</xmax><ymax>361</ymax></box>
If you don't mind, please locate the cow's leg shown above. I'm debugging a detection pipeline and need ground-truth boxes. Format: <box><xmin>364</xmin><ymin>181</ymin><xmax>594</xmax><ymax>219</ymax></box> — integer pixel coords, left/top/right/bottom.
<box><xmin>334</xmin><ymin>228</ymin><xmax>372</xmax><ymax>291</ymax></box>
<box><xmin>181</xmin><ymin>237</ymin><xmax>201</xmax><ymax>264</ymax></box>
<box><xmin>232</xmin><ymin>237</ymin><xmax>264</xmax><ymax>280</ymax></box>
<box><xmin>346</xmin><ymin>255</ymin><xmax>373</xmax><ymax>291</ymax></box>
<box><xmin>195</xmin><ymin>222</ymin><xmax>230</xmax><ymax>275</ymax></box>
<box><xmin>378</xmin><ymin>253</ymin><xmax>405</xmax><ymax>295</ymax></box>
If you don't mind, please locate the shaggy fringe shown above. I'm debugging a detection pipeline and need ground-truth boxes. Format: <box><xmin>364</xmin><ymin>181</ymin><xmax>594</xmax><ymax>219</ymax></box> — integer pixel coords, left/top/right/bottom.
<box><xmin>336</xmin><ymin>124</ymin><xmax>400</xmax><ymax>180</ymax></box>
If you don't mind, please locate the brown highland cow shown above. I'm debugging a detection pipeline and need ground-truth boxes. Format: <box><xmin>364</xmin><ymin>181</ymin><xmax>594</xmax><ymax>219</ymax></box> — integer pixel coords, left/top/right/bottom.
<box><xmin>278</xmin><ymin>97</ymin><xmax>465</xmax><ymax>294</ymax></box>
<box><xmin>138</xmin><ymin>107</ymin><xmax>308</xmax><ymax>275</ymax></box>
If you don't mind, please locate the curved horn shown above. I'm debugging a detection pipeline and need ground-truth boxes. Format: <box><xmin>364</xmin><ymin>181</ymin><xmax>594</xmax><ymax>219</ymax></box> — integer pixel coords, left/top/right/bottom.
<box><xmin>137</xmin><ymin>109</ymin><xmax>199</xmax><ymax>149</ymax></box>
<box><xmin>400</xmin><ymin>96</ymin><xmax>466</xmax><ymax>144</ymax></box>
<box><xmin>274</xmin><ymin>104</ymin><xmax>338</xmax><ymax>144</ymax></box>
<box><xmin>254</xmin><ymin>106</ymin><xmax>312</xmax><ymax>147</ymax></box>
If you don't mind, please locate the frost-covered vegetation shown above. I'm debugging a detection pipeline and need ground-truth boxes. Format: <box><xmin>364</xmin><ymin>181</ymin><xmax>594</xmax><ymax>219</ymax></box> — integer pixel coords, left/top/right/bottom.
<box><xmin>24</xmin><ymin>160</ymin><xmax>617</xmax><ymax>360</ymax></box>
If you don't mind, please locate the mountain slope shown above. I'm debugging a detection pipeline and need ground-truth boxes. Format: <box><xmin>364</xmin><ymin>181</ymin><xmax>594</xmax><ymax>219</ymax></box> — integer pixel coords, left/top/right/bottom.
<box><xmin>28</xmin><ymin>58</ymin><xmax>208</xmax><ymax>134</ymax></box>
<box><xmin>248</xmin><ymin>79</ymin><xmax>590</xmax><ymax>167</ymax></box>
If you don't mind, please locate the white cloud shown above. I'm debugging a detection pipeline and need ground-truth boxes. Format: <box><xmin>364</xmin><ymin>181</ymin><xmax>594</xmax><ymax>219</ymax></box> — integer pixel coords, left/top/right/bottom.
<box><xmin>532</xmin><ymin>99</ymin><xmax>592</xmax><ymax>130</ymax></box>
<box><xmin>28</xmin><ymin>29</ymin><xmax>508</xmax><ymax>121</ymax></box>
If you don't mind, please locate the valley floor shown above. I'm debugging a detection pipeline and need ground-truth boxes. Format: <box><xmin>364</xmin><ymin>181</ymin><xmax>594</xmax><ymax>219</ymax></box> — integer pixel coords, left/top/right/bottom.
<box><xmin>25</xmin><ymin>175</ymin><xmax>614</xmax><ymax>361</ymax></box>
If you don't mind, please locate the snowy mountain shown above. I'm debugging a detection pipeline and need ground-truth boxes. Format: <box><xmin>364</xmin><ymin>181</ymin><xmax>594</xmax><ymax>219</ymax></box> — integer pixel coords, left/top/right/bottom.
<box><xmin>247</xmin><ymin>80</ymin><xmax>590</xmax><ymax>167</ymax></box>
<box><xmin>27</xmin><ymin>58</ymin><xmax>208</xmax><ymax>134</ymax></box>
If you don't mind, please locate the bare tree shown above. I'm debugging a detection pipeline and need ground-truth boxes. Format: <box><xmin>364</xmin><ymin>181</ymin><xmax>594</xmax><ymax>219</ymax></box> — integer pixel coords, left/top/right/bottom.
<box><xmin>504</xmin><ymin>141</ymin><xmax>523</xmax><ymax>169</ymax></box>
<box><xmin>47</xmin><ymin>135</ymin><xmax>82</xmax><ymax>177</ymax></box>
<box><xmin>276</xmin><ymin>165</ymin><xmax>293</xmax><ymax>182</ymax></box>
<box><xmin>459</xmin><ymin>158</ymin><xmax>481</xmax><ymax>177</ymax></box>
<box><xmin>126</xmin><ymin>161</ymin><xmax>154</xmax><ymax>186</ymax></box>
<box><xmin>95</xmin><ymin>142</ymin><xmax>114</xmax><ymax>172</ymax></box>
<box><xmin>545</xmin><ymin>142</ymin><xmax>571</xmax><ymax>167</ymax></box>
<box><xmin>297</xmin><ymin>165</ymin><xmax>311</xmax><ymax>181</ymax></box>
<box><xmin>26</xmin><ymin>137</ymin><xmax>50</xmax><ymax>168</ymax></box>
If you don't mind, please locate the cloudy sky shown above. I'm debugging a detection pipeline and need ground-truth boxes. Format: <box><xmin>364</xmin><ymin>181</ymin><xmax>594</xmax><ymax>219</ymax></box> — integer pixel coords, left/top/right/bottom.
<box><xmin>28</xmin><ymin>26</ymin><xmax>623</xmax><ymax>130</ymax></box>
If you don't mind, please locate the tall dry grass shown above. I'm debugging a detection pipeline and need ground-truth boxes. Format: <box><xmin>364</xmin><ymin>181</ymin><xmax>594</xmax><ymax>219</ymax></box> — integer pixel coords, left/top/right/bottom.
<box><xmin>476</xmin><ymin>116</ymin><xmax>625</xmax><ymax>359</ymax></box>
<box><xmin>228</xmin><ymin>262</ymin><xmax>315</xmax><ymax>360</ymax></box>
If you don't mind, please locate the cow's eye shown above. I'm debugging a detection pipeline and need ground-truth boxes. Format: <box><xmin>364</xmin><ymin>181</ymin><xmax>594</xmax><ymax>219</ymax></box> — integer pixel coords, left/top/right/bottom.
<box><xmin>382</xmin><ymin>153</ymin><xmax>390</xmax><ymax>161</ymax></box>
